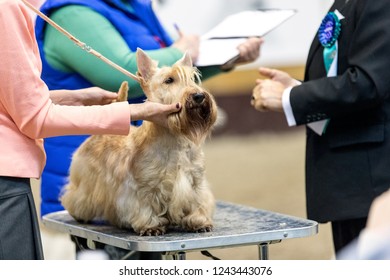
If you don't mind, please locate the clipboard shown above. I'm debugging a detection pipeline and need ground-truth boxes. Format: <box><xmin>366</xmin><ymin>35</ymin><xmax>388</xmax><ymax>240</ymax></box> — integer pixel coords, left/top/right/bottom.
<box><xmin>195</xmin><ymin>9</ymin><xmax>297</xmax><ymax>67</ymax></box>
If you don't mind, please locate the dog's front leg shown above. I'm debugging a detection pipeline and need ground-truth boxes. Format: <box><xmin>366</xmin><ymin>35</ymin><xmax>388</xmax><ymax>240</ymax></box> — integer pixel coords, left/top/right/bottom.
<box><xmin>126</xmin><ymin>205</ymin><xmax>169</xmax><ymax>236</ymax></box>
<box><xmin>177</xmin><ymin>182</ymin><xmax>215</xmax><ymax>233</ymax></box>
<box><xmin>135</xmin><ymin>216</ymin><xmax>169</xmax><ymax>236</ymax></box>
<box><xmin>181</xmin><ymin>208</ymin><xmax>213</xmax><ymax>233</ymax></box>
<box><xmin>116</xmin><ymin>183</ymin><xmax>170</xmax><ymax>236</ymax></box>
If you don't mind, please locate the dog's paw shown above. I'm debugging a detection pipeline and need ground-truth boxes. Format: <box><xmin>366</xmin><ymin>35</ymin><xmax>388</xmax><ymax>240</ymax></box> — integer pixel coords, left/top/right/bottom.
<box><xmin>195</xmin><ymin>225</ymin><xmax>213</xmax><ymax>233</ymax></box>
<box><xmin>182</xmin><ymin>215</ymin><xmax>213</xmax><ymax>233</ymax></box>
<box><xmin>139</xmin><ymin>227</ymin><xmax>166</xmax><ymax>236</ymax></box>
<box><xmin>71</xmin><ymin>215</ymin><xmax>90</xmax><ymax>224</ymax></box>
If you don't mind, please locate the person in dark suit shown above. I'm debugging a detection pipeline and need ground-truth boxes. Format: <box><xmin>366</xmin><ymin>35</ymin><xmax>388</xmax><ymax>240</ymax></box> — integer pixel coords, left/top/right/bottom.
<box><xmin>251</xmin><ymin>0</ymin><xmax>390</xmax><ymax>255</ymax></box>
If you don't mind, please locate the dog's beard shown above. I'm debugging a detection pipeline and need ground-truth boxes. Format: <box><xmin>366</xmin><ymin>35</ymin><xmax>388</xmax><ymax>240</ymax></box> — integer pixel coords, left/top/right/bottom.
<box><xmin>166</xmin><ymin>104</ymin><xmax>216</xmax><ymax>144</ymax></box>
<box><xmin>186</xmin><ymin>102</ymin><xmax>213</xmax><ymax>128</ymax></box>
<box><xmin>176</xmin><ymin>96</ymin><xmax>216</xmax><ymax>143</ymax></box>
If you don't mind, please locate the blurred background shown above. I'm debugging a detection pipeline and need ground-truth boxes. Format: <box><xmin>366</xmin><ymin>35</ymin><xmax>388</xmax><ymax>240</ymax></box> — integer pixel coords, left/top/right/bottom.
<box><xmin>31</xmin><ymin>0</ymin><xmax>336</xmax><ymax>260</ymax></box>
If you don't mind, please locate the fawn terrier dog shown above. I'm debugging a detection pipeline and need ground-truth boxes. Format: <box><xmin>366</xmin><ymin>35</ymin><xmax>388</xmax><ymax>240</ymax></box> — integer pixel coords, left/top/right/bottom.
<box><xmin>61</xmin><ymin>49</ymin><xmax>218</xmax><ymax>236</ymax></box>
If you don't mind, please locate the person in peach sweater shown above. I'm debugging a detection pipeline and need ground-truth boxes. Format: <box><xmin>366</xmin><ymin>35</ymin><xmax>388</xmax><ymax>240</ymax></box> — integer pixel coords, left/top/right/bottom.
<box><xmin>0</xmin><ymin>0</ymin><xmax>180</xmax><ymax>260</ymax></box>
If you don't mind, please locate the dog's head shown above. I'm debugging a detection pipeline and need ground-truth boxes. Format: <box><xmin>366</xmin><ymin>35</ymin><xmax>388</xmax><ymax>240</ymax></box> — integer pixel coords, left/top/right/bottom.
<box><xmin>136</xmin><ymin>48</ymin><xmax>218</xmax><ymax>143</ymax></box>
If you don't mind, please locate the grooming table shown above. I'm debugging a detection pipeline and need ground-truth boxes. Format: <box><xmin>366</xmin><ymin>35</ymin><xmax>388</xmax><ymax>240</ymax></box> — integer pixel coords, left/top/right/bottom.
<box><xmin>42</xmin><ymin>201</ymin><xmax>318</xmax><ymax>260</ymax></box>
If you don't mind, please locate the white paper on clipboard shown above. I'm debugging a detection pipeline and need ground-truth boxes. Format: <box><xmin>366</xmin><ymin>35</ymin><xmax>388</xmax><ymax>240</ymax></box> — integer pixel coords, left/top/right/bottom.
<box><xmin>195</xmin><ymin>9</ymin><xmax>296</xmax><ymax>67</ymax></box>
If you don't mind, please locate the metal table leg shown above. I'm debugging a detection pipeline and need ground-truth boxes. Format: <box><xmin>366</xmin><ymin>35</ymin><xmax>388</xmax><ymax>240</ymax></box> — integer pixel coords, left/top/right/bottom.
<box><xmin>258</xmin><ymin>243</ymin><xmax>269</xmax><ymax>260</ymax></box>
<box><xmin>162</xmin><ymin>251</ymin><xmax>186</xmax><ymax>260</ymax></box>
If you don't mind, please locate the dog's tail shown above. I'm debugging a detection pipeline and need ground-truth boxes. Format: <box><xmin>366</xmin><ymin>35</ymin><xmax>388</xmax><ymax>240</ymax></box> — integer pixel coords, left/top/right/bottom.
<box><xmin>115</xmin><ymin>81</ymin><xmax>129</xmax><ymax>102</ymax></box>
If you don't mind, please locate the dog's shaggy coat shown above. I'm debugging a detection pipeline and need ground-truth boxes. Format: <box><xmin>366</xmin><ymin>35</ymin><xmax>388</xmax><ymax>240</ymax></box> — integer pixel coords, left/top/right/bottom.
<box><xmin>61</xmin><ymin>49</ymin><xmax>217</xmax><ymax>236</ymax></box>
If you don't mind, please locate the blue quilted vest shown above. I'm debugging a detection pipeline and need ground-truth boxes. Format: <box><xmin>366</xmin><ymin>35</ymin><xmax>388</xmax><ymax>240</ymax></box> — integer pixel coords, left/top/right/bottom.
<box><xmin>35</xmin><ymin>0</ymin><xmax>173</xmax><ymax>216</ymax></box>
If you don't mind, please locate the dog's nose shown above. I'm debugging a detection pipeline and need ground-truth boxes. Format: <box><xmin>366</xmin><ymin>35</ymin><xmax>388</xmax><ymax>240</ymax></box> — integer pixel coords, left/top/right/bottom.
<box><xmin>192</xmin><ymin>93</ymin><xmax>205</xmax><ymax>104</ymax></box>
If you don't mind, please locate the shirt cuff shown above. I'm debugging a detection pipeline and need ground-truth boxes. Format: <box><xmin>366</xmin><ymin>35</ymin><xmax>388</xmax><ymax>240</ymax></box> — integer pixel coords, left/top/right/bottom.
<box><xmin>282</xmin><ymin>86</ymin><xmax>296</xmax><ymax>127</ymax></box>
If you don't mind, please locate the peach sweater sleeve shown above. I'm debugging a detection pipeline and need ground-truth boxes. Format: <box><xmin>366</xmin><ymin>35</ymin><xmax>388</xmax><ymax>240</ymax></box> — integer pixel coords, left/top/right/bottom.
<box><xmin>0</xmin><ymin>0</ymin><xmax>130</xmax><ymax>178</ymax></box>
<box><xmin>0</xmin><ymin>1</ymin><xmax>130</xmax><ymax>138</ymax></box>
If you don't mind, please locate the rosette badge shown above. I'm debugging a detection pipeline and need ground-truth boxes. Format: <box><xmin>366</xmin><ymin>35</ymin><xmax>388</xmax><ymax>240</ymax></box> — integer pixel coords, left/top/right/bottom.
<box><xmin>318</xmin><ymin>12</ymin><xmax>341</xmax><ymax>48</ymax></box>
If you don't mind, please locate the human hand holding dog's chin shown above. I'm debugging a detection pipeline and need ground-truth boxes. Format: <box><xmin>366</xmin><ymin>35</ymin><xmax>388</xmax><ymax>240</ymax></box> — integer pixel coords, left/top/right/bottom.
<box><xmin>129</xmin><ymin>102</ymin><xmax>182</xmax><ymax>127</ymax></box>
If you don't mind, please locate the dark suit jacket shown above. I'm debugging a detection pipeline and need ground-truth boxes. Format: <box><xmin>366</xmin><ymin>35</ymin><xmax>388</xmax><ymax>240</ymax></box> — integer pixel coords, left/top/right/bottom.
<box><xmin>290</xmin><ymin>0</ymin><xmax>390</xmax><ymax>222</ymax></box>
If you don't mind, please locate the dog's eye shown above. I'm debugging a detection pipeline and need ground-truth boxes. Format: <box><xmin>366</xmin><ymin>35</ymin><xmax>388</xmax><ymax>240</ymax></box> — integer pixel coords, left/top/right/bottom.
<box><xmin>164</xmin><ymin>77</ymin><xmax>174</xmax><ymax>84</ymax></box>
<box><xmin>193</xmin><ymin>74</ymin><xmax>201</xmax><ymax>84</ymax></box>
<box><xmin>194</xmin><ymin>77</ymin><xmax>201</xmax><ymax>85</ymax></box>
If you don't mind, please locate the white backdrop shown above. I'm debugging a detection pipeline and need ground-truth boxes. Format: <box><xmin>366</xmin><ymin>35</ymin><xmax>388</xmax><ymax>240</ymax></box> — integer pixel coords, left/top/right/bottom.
<box><xmin>154</xmin><ymin>0</ymin><xmax>333</xmax><ymax>68</ymax></box>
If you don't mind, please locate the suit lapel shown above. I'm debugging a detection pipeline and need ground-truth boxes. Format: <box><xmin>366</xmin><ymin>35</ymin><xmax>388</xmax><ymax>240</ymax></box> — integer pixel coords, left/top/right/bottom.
<box><xmin>305</xmin><ymin>0</ymin><xmax>350</xmax><ymax>79</ymax></box>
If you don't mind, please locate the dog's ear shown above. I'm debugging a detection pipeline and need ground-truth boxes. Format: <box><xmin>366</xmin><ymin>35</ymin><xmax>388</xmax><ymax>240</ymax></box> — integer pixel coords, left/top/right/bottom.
<box><xmin>176</xmin><ymin>51</ymin><xmax>193</xmax><ymax>68</ymax></box>
<box><xmin>136</xmin><ymin>48</ymin><xmax>158</xmax><ymax>81</ymax></box>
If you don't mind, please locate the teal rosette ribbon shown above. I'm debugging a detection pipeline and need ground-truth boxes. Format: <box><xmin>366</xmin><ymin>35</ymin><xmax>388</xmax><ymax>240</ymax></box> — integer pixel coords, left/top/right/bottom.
<box><xmin>318</xmin><ymin>12</ymin><xmax>341</xmax><ymax>48</ymax></box>
<box><xmin>318</xmin><ymin>12</ymin><xmax>342</xmax><ymax>72</ymax></box>
<box><xmin>310</xmin><ymin>11</ymin><xmax>342</xmax><ymax>135</ymax></box>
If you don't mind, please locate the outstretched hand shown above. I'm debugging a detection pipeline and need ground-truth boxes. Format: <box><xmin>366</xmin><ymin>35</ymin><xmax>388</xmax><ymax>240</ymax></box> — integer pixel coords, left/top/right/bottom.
<box><xmin>77</xmin><ymin>87</ymin><xmax>119</xmax><ymax>106</ymax></box>
<box><xmin>251</xmin><ymin>79</ymin><xmax>285</xmax><ymax>112</ymax></box>
<box><xmin>251</xmin><ymin>67</ymin><xmax>300</xmax><ymax>112</ymax></box>
<box><xmin>258</xmin><ymin>67</ymin><xmax>298</xmax><ymax>88</ymax></box>
<box><xmin>50</xmin><ymin>87</ymin><xmax>119</xmax><ymax>106</ymax></box>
